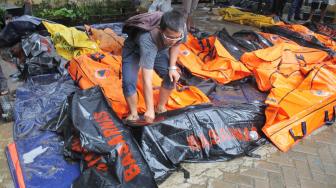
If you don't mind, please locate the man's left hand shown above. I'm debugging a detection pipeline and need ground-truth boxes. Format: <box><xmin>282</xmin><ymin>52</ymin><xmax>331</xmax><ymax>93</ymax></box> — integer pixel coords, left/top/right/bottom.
<box><xmin>169</xmin><ymin>69</ymin><xmax>180</xmax><ymax>83</ymax></box>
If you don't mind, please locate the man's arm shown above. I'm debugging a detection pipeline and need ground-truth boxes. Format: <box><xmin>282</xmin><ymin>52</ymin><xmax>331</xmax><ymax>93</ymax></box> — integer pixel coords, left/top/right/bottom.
<box><xmin>168</xmin><ymin>44</ymin><xmax>180</xmax><ymax>82</ymax></box>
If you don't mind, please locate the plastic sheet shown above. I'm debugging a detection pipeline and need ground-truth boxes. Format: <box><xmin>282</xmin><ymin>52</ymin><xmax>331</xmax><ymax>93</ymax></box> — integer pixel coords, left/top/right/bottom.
<box><xmin>0</xmin><ymin>15</ymin><xmax>43</xmax><ymax>47</ymax></box>
<box><xmin>90</xmin><ymin>22</ymin><xmax>125</xmax><ymax>37</ymax></box>
<box><xmin>304</xmin><ymin>22</ymin><xmax>336</xmax><ymax>40</ymax></box>
<box><xmin>43</xmin><ymin>21</ymin><xmax>99</xmax><ymax>60</ymax></box>
<box><xmin>215</xmin><ymin>28</ymin><xmax>246</xmax><ymax>60</ymax></box>
<box><xmin>13</xmin><ymin>74</ymin><xmax>77</xmax><ymax>140</ymax></box>
<box><xmin>231</xmin><ymin>30</ymin><xmax>273</xmax><ymax>51</ymax></box>
<box><xmin>6</xmin><ymin>132</ymin><xmax>80</xmax><ymax>188</ymax></box>
<box><xmin>209</xmin><ymin>78</ymin><xmax>267</xmax><ymax>106</ymax></box>
<box><xmin>217</xmin><ymin>7</ymin><xmax>277</xmax><ymax>28</ymax></box>
<box><xmin>263</xmin><ymin>63</ymin><xmax>336</xmax><ymax>151</ymax></box>
<box><xmin>240</xmin><ymin>42</ymin><xmax>330</xmax><ymax>92</ymax></box>
<box><xmin>178</xmin><ymin>34</ymin><xmax>251</xmax><ymax>84</ymax></box>
<box><xmin>85</xmin><ymin>25</ymin><xmax>125</xmax><ymax>55</ymax></box>
<box><xmin>7</xmin><ymin>74</ymin><xmax>80</xmax><ymax>188</ymax></box>
<box><xmin>263</xmin><ymin>24</ymin><xmax>336</xmax><ymax>56</ymax></box>
<box><xmin>48</xmin><ymin>87</ymin><xmax>158</xmax><ymax>188</ymax></box>
<box><xmin>68</xmin><ymin>52</ymin><xmax>209</xmax><ymax>118</ymax></box>
<box><xmin>131</xmin><ymin>103</ymin><xmax>266</xmax><ymax>182</ymax></box>
<box><xmin>20</xmin><ymin>33</ymin><xmax>60</xmax><ymax>78</ymax></box>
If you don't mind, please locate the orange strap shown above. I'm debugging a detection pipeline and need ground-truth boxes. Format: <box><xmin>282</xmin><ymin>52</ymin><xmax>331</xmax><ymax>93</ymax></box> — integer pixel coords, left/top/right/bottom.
<box><xmin>7</xmin><ymin>143</ymin><xmax>26</xmax><ymax>188</ymax></box>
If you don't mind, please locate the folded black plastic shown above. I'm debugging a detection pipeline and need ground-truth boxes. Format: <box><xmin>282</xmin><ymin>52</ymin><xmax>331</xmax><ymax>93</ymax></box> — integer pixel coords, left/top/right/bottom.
<box><xmin>303</xmin><ymin>22</ymin><xmax>336</xmax><ymax>41</ymax></box>
<box><xmin>130</xmin><ymin>102</ymin><xmax>266</xmax><ymax>182</ymax></box>
<box><xmin>47</xmin><ymin>87</ymin><xmax>157</xmax><ymax>188</ymax></box>
<box><xmin>231</xmin><ymin>30</ymin><xmax>273</xmax><ymax>51</ymax></box>
<box><xmin>20</xmin><ymin>33</ymin><xmax>62</xmax><ymax>77</ymax></box>
<box><xmin>215</xmin><ymin>28</ymin><xmax>246</xmax><ymax>60</ymax></box>
<box><xmin>209</xmin><ymin>77</ymin><xmax>267</xmax><ymax>106</ymax></box>
<box><xmin>262</xmin><ymin>25</ymin><xmax>335</xmax><ymax>55</ymax></box>
<box><xmin>0</xmin><ymin>15</ymin><xmax>44</xmax><ymax>47</ymax></box>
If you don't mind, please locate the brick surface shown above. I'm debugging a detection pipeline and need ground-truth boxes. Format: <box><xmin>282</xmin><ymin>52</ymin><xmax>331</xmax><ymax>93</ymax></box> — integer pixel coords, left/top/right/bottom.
<box><xmin>222</xmin><ymin>173</ymin><xmax>254</xmax><ymax>186</ymax></box>
<box><xmin>254</xmin><ymin>179</ymin><xmax>269</xmax><ymax>188</ymax></box>
<box><xmin>300</xmin><ymin>179</ymin><xmax>328</xmax><ymax>188</ymax></box>
<box><xmin>282</xmin><ymin>166</ymin><xmax>300</xmax><ymax>188</ymax></box>
<box><xmin>284</xmin><ymin>150</ymin><xmax>307</xmax><ymax>162</ymax></box>
<box><xmin>323</xmin><ymin>162</ymin><xmax>336</xmax><ymax>176</ymax></box>
<box><xmin>240</xmin><ymin>168</ymin><xmax>268</xmax><ymax>180</ymax></box>
<box><xmin>312</xmin><ymin>172</ymin><xmax>329</xmax><ymax>184</ymax></box>
<box><xmin>255</xmin><ymin>161</ymin><xmax>281</xmax><ymax>173</ymax></box>
<box><xmin>318</xmin><ymin>146</ymin><xmax>335</xmax><ymax>164</ymax></box>
<box><xmin>329</xmin><ymin>145</ymin><xmax>336</xmax><ymax>161</ymax></box>
<box><xmin>0</xmin><ymin>121</ymin><xmax>13</xmax><ymax>188</ymax></box>
<box><xmin>267</xmin><ymin>155</ymin><xmax>294</xmax><ymax>167</ymax></box>
<box><xmin>294</xmin><ymin>160</ymin><xmax>312</xmax><ymax>180</ymax></box>
<box><xmin>325</xmin><ymin>174</ymin><xmax>336</xmax><ymax>185</ymax></box>
<box><xmin>313</xmin><ymin>132</ymin><xmax>336</xmax><ymax>146</ymax></box>
<box><xmin>238</xmin><ymin>185</ymin><xmax>253</xmax><ymax>188</ymax></box>
<box><xmin>207</xmin><ymin>179</ymin><xmax>237</xmax><ymax>188</ymax></box>
<box><xmin>269</xmin><ymin>172</ymin><xmax>285</xmax><ymax>188</ymax></box>
<box><xmin>307</xmin><ymin>155</ymin><xmax>325</xmax><ymax>174</ymax></box>
<box><xmin>292</xmin><ymin>144</ymin><xmax>318</xmax><ymax>156</ymax></box>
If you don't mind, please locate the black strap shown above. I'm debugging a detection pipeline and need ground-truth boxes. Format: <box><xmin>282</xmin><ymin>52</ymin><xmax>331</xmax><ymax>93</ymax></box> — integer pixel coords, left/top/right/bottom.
<box><xmin>75</xmin><ymin>71</ymin><xmax>83</xmax><ymax>86</ymax></box>
<box><xmin>90</xmin><ymin>53</ymin><xmax>105</xmax><ymax>62</ymax></box>
<box><xmin>324</xmin><ymin>107</ymin><xmax>336</xmax><ymax>126</ymax></box>
<box><xmin>202</xmin><ymin>38</ymin><xmax>214</xmax><ymax>62</ymax></box>
<box><xmin>64</xmin><ymin>62</ymin><xmax>70</xmax><ymax>69</ymax></box>
<box><xmin>289</xmin><ymin>122</ymin><xmax>307</xmax><ymax>141</ymax></box>
<box><xmin>197</xmin><ymin>39</ymin><xmax>206</xmax><ymax>57</ymax></box>
<box><xmin>176</xmin><ymin>165</ymin><xmax>190</xmax><ymax>179</ymax></box>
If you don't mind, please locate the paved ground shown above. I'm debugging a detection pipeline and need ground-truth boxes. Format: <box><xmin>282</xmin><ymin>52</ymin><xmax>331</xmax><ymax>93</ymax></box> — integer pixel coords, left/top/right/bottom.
<box><xmin>0</xmin><ymin>122</ymin><xmax>14</xmax><ymax>188</ymax></box>
<box><xmin>0</xmin><ymin>48</ymin><xmax>21</xmax><ymax>188</ymax></box>
<box><xmin>1</xmin><ymin>5</ymin><xmax>336</xmax><ymax>188</ymax></box>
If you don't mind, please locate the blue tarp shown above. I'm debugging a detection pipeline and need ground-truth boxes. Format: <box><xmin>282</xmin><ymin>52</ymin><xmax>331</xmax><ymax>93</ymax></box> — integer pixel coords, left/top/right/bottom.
<box><xmin>13</xmin><ymin>74</ymin><xmax>76</xmax><ymax>140</ymax></box>
<box><xmin>7</xmin><ymin>74</ymin><xmax>80</xmax><ymax>188</ymax></box>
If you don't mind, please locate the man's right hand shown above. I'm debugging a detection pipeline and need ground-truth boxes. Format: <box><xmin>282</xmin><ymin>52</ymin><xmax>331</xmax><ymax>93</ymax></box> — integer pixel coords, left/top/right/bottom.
<box><xmin>144</xmin><ymin>110</ymin><xmax>155</xmax><ymax>123</ymax></box>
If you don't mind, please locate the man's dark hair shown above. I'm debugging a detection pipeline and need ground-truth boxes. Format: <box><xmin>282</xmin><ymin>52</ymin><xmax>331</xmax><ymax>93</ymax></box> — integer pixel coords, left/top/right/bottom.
<box><xmin>160</xmin><ymin>10</ymin><xmax>185</xmax><ymax>32</ymax></box>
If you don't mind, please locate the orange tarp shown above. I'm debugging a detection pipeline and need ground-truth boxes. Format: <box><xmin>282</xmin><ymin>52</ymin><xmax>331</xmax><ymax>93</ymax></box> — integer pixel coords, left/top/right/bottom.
<box><xmin>178</xmin><ymin>34</ymin><xmax>251</xmax><ymax>84</ymax></box>
<box><xmin>241</xmin><ymin>41</ymin><xmax>336</xmax><ymax>151</ymax></box>
<box><xmin>240</xmin><ymin>43</ymin><xmax>330</xmax><ymax>91</ymax></box>
<box><xmin>263</xmin><ymin>63</ymin><xmax>336</xmax><ymax>151</ymax></box>
<box><xmin>68</xmin><ymin>52</ymin><xmax>209</xmax><ymax>118</ymax></box>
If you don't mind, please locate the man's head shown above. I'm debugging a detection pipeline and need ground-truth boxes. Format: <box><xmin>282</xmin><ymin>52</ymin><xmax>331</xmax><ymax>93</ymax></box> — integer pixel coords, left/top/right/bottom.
<box><xmin>159</xmin><ymin>10</ymin><xmax>185</xmax><ymax>47</ymax></box>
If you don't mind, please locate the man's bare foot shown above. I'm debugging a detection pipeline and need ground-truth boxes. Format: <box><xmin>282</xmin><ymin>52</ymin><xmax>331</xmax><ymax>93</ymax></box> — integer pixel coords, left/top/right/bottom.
<box><xmin>155</xmin><ymin>105</ymin><xmax>167</xmax><ymax>114</ymax></box>
<box><xmin>144</xmin><ymin>110</ymin><xmax>155</xmax><ymax>123</ymax></box>
<box><xmin>125</xmin><ymin>114</ymin><xmax>139</xmax><ymax>121</ymax></box>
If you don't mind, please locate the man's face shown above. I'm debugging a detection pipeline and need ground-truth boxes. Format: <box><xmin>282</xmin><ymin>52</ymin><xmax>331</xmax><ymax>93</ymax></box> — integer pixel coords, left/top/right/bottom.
<box><xmin>160</xmin><ymin>28</ymin><xmax>183</xmax><ymax>47</ymax></box>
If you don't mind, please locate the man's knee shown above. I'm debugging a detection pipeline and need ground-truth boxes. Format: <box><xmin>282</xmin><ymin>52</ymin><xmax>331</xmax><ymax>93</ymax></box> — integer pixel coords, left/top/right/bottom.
<box><xmin>122</xmin><ymin>80</ymin><xmax>137</xmax><ymax>97</ymax></box>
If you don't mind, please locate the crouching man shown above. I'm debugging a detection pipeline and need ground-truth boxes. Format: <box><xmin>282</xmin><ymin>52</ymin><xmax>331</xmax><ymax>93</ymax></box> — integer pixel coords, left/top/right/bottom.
<box><xmin>122</xmin><ymin>10</ymin><xmax>186</xmax><ymax>123</ymax></box>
